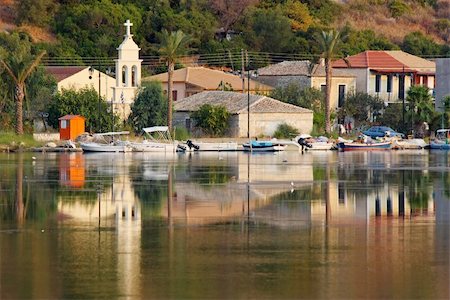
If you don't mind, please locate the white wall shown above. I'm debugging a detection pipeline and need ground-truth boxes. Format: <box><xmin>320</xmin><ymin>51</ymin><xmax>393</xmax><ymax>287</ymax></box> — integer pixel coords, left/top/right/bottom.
<box><xmin>58</xmin><ymin>68</ymin><xmax>116</xmax><ymax>101</ymax></box>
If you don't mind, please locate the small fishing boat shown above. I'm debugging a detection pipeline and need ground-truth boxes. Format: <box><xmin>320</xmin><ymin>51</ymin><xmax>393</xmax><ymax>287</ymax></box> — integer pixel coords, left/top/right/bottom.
<box><xmin>80</xmin><ymin>131</ymin><xmax>132</xmax><ymax>152</ymax></box>
<box><xmin>429</xmin><ymin>129</ymin><xmax>450</xmax><ymax>150</ymax></box>
<box><xmin>129</xmin><ymin>126</ymin><xmax>177</xmax><ymax>152</ymax></box>
<box><xmin>392</xmin><ymin>138</ymin><xmax>427</xmax><ymax>149</ymax></box>
<box><xmin>337</xmin><ymin>141</ymin><xmax>392</xmax><ymax>151</ymax></box>
<box><xmin>177</xmin><ymin>140</ymin><xmax>238</xmax><ymax>152</ymax></box>
<box><xmin>243</xmin><ymin>140</ymin><xmax>287</xmax><ymax>152</ymax></box>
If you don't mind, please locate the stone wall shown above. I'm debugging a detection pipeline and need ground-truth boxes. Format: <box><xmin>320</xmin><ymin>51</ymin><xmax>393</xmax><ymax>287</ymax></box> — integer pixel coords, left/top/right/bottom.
<box><xmin>33</xmin><ymin>133</ymin><xmax>60</xmax><ymax>142</ymax></box>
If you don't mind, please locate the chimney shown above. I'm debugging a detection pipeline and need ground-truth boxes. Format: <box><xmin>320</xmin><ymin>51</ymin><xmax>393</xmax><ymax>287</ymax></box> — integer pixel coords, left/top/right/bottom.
<box><xmin>319</xmin><ymin>58</ymin><xmax>325</xmax><ymax>66</ymax></box>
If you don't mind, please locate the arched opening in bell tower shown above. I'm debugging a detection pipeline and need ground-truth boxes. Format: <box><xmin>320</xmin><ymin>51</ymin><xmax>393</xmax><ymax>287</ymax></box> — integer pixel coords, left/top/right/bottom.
<box><xmin>122</xmin><ymin>66</ymin><xmax>128</xmax><ymax>86</ymax></box>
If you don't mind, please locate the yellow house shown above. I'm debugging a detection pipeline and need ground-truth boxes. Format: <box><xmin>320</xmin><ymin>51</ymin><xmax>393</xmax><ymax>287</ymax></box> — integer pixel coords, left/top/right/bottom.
<box><xmin>143</xmin><ymin>67</ymin><xmax>273</xmax><ymax>101</ymax></box>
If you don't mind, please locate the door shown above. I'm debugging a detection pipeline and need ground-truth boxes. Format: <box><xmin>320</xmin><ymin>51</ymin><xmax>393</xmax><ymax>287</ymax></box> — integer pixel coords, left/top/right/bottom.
<box><xmin>398</xmin><ymin>75</ymin><xmax>405</xmax><ymax>100</ymax></box>
<box><xmin>338</xmin><ymin>85</ymin><xmax>346</xmax><ymax>108</ymax></box>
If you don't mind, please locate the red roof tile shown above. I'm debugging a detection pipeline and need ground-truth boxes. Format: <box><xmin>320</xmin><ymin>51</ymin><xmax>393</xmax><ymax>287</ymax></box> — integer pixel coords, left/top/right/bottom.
<box><xmin>58</xmin><ymin>115</ymin><xmax>85</xmax><ymax>120</ymax></box>
<box><xmin>45</xmin><ymin>66</ymin><xmax>87</xmax><ymax>82</ymax></box>
<box><xmin>333</xmin><ymin>51</ymin><xmax>406</xmax><ymax>69</ymax></box>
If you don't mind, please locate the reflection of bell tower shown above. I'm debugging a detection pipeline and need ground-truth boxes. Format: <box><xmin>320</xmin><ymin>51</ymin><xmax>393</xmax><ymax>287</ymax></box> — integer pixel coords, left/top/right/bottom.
<box><xmin>113</xmin><ymin>19</ymin><xmax>142</xmax><ymax>120</ymax></box>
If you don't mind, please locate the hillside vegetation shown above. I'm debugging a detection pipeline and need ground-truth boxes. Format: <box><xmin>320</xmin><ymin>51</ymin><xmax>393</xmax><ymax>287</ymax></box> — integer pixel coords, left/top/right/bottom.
<box><xmin>0</xmin><ymin>0</ymin><xmax>448</xmax><ymax>68</ymax></box>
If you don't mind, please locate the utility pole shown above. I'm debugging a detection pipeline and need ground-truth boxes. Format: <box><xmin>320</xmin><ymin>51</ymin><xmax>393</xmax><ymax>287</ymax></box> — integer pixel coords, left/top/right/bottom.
<box><xmin>241</xmin><ymin>49</ymin><xmax>245</xmax><ymax>93</ymax></box>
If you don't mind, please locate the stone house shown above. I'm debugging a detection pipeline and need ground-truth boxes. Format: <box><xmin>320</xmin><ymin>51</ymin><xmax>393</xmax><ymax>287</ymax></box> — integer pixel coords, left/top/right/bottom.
<box><xmin>256</xmin><ymin>60</ymin><xmax>356</xmax><ymax>109</ymax></box>
<box><xmin>173</xmin><ymin>91</ymin><xmax>313</xmax><ymax>138</ymax></box>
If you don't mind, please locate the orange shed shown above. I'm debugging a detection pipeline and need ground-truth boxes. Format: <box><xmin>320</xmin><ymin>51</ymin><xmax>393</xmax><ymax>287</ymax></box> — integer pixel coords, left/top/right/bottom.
<box><xmin>59</xmin><ymin>115</ymin><xmax>85</xmax><ymax>140</ymax></box>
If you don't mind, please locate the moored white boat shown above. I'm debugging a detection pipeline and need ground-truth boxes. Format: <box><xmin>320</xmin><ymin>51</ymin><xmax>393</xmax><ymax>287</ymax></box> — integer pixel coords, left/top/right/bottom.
<box><xmin>392</xmin><ymin>138</ymin><xmax>427</xmax><ymax>149</ymax></box>
<box><xmin>177</xmin><ymin>140</ymin><xmax>238</xmax><ymax>152</ymax></box>
<box><xmin>80</xmin><ymin>131</ymin><xmax>132</xmax><ymax>152</ymax></box>
<box><xmin>129</xmin><ymin>126</ymin><xmax>177</xmax><ymax>152</ymax></box>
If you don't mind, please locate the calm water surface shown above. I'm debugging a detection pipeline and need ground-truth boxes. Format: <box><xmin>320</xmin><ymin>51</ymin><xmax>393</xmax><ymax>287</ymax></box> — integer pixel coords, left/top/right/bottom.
<box><xmin>0</xmin><ymin>150</ymin><xmax>449</xmax><ymax>299</ymax></box>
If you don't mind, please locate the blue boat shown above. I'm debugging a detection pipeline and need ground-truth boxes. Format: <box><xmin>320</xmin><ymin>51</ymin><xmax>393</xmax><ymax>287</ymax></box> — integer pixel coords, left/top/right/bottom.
<box><xmin>430</xmin><ymin>129</ymin><xmax>450</xmax><ymax>150</ymax></box>
<box><xmin>242</xmin><ymin>140</ymin><xmax>286</xmax><ymax>152</ymax></box>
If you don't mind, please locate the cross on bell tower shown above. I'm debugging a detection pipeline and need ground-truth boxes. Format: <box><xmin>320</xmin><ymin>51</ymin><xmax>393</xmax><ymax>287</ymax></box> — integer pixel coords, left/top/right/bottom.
<box><xmin>124</xmin><ymin>19</ymin><xmax>133</xmax><ymax>37</ymax></box>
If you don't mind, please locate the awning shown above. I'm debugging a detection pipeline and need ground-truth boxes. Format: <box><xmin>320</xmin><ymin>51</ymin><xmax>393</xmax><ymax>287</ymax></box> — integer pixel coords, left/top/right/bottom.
<box><xmin>370</xmin><ymin>68</ymin><xmax>416</xmax><ymax>74</ymax></box>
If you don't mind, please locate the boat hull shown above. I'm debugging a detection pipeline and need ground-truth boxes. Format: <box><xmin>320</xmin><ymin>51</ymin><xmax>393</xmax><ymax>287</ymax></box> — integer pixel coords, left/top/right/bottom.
<box><xmin>337</xmin><ymin>141</ymin><xmax>391</xmax><ymax>151</ymax></box>
<box><xmin>243</xmin><ymin>141</ymin><xmax>286</xmax><ymax>152</ymax></box>
<box><xmin>130</xmin><ymin>141</ymin><xmax>177</xmax><ymax>152</ymax></box>
<box><xmin>429</xmin><ymin>142</ymin><xmax>450</xmax><ymax>150</ymax></box>
<box><xmin>80</xmin><ymin>142</ymin><xmax>131</xmax><ymax>152</ymax></box>
<box><xmin>179</xmin><ymin>141</ymin><xmax>238</xmax><ymax>152</ymax></box>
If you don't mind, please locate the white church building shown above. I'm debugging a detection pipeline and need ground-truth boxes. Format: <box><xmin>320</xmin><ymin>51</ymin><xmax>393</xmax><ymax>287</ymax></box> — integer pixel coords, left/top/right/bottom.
<box><xmin>45</xmin><ymin>20</ymin><xmax>142</xmax><ymax>120</ymax></box>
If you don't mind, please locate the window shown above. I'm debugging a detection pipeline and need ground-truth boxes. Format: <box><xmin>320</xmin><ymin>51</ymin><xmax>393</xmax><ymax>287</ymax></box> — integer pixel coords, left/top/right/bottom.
<box><xmin>375</xmin><ymin>75</ymin><xmax>381</xmax><ymax>93</ymax></box>
<box><xmin>172</xmin><ymin>90</ymin><xmax>178</xmax><ymax>101</ymax></box>
<box><xmin>338</xmin><ymin>85</ymin><xmax>346</xmax><ymax>108</ymax></box>
<box><xmin>387</xmin><ymin>75</ymin><xmax>392</xmax><ymax>93</ymax></box>
<box><xmin>61</xmin><ymin>120</ymin><xmax>67</xmax><ymax>129</ymax></box>
<box><xmin>320</xmin><ymin>84</ymin><xmax>326</xmax><ymax>94</ymax></box>
<box><xmin>423</xmin><ymin>76</ymin><xmax>428</xmax><ymax>87</ymax></box>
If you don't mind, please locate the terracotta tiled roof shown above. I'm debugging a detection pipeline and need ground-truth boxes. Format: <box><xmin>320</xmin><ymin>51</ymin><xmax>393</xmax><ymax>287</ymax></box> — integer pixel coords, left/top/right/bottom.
<box><xmin>58</xmin><ymin>114</ymin><xmax>85</xmax><ymax>120</ymax></box>
<box><xmin>143</xmin><ymin>67</ymin><xmax>273</xmax><ymax>91</ymax></box>
<box><xmin>174</xmin><ymin>91</ymin><xmax>312</xmax><ymax>114</ymax></box>
<box><xmin>333</xmin><ymin>51</ymin><xmax>406</xmax><ymax>69</ymax></box>
<box><xmin>257</xmin><ymin>60</ymin><xmax>355</xmax><ymax>77</ymax></box>
<box><xmin>45</xmin><ymin>66</ymin><xmax>87</xmax><ymax>82</ymax></box>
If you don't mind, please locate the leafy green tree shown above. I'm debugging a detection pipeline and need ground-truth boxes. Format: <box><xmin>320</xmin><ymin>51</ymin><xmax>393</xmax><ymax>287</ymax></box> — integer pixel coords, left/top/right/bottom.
<box><xmin>191</xmin><ymin>104</ymin><xmax>230</xmax><ymax>137</ymax></box>
<box><xmin>389</xmin><ymin>0</ymin><xmax>411</xmax><ymax>18</ymax></box>
<box><xmin>402</xmin><ymin>31</ymin><xmax>442</xmax><ymax>56</ymax></box>
<box><xmin>340</xmin><ymin>28</ymin><xmax>398</xmax><ymax>56</ymax></box>
<box><xmin>314</xmin><ymin>29</ymin><xmax>344</xmax><ymax>134</ymax></box>
<box><xmin>280</xmin><ymin>0</ymin><xmax>312</xmax><ymax>32</ymax></box>
<box><xmin>128</xmin><ymin>81</ymin><xmax>168</xmax><ymax>132</ymax></box>
<box><xmin>47</xmin><ymin>87</ymin><xmax>119</xmax><ymax>133</ymax></box>
<box><xmin>377</xmin><ymin>103</ymin><xmax>405</xmax><ymax>133</ymax></box>
<box><xmin>242</xmin><ymin>8</ymin><xmax>295</xmax><ymax>53</ymax></box>
<box><xmin>53</xmin><ymin>0</ymin><xmax>143</xmax><ymax>58</ymax></box>
<box><xmin>16</xmin><ymin>0</ymin><xmax>58</xmax><ymax>27</ymax></box>
<box><xmin>273</xmin><ymin>123</ymin><xmax>299</xmax><ymax>139</ymax></box>
<box><xmin>158</xmin><ymin>29</ymin><xmax>191</xmax><ymax>131</ymax></box>
<box><xmin>338</xmin><ymin>91</ymin><xmax>383</xmax><ymax>127</ymax></box>
<box><xmin>406</xmin><ymin>85</ymin><xmax>435</xmax><ymax>130</ymax></box>
<box><xmin>0</xmin><ymin>46</ymin><xmax>46</xmax><ymax>135</ymax></box>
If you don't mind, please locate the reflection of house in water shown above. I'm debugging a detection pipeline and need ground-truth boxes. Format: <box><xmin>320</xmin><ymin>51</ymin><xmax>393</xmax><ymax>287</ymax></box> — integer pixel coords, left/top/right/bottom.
<box><xmin>59</xmin><ymin>153</ymin><xmax>85</xmax><ymax>188</ymax></box>
<box><xmin>165</xmin><ymin>153</ymin><xmax>314</xmax><ymax>225</ymax></box>
<box><xmin>57</xmin><ymin>156</ymin><xmax>141</xmax><ymax>298</ymax></box>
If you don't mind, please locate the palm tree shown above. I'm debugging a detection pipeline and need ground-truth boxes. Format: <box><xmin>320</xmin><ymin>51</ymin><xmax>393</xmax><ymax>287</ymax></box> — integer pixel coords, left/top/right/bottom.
<box><xmin>314</xmin><ymin>30</ymin><xmax>343</xmax><ymax>134</ymax></box>
<box><xmin>0</xmin><ymin>50</ymin><xmax>46</xmax><ymax>135</ymax></box>
<box><xmin>159</xmin><ymin>30</ymin><xmax>190</xmax><ymax>132</ymax></box>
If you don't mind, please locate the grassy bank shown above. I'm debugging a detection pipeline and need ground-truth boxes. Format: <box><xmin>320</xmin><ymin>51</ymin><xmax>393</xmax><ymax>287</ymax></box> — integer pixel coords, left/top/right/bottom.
<box><xmin>0</xmin><ymin>132</ymin><xmax>43</xmax><ymax>149</ymax></box>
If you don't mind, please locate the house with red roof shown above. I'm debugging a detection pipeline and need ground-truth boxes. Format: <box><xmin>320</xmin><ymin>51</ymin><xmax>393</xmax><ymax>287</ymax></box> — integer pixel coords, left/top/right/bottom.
<box><xmin>333</xmin><ymin>50</ymin><xmax>435</xmax><ymax>103</ymax></box>
<box><xmin>45</xmin><ymin>66</ymin><xmax>116</xmax><ymax>102</ymax></box>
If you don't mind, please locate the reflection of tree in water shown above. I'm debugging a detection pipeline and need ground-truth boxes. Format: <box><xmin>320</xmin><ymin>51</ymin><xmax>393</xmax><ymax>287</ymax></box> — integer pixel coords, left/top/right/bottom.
<box><xmin>187</xmin><ymin>164</ymin><xmax>234</xmax><ymax>186</ymax></box>
<box><xmin>0</xmin><ymin>155</ymin><xmax>113</xmax><ymax>222</ymax></box>
<box><xmin>128</xmin><ymin>164</ymin><xmax>167</xmax><ymax>218</ymax></box>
